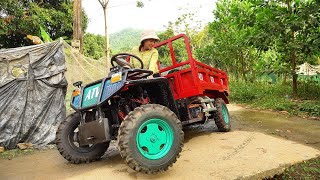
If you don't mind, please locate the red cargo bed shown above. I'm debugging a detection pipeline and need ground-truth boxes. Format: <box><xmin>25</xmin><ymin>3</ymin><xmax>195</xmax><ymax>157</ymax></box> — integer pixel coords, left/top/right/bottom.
<box><xmin>154</xmin><ymin>34</ymin><xmax>229</xmax><ymax>102</ymax></box>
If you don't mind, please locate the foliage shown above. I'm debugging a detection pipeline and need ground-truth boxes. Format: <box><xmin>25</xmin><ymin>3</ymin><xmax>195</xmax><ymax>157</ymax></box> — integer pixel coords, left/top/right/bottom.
<box><xmin>83</xmin><ymin>33</ymin><xmax>106</xmax><ymax>59</ymax></box>
<box><xmin>268</xmin><ymin>157</ymin><xmax>320</xmax><ymax>180</ymax></box>
<box><xmin>158</xmin><ymin>12</ymin><xmax>209</xmax><ymax>66</ymax></box>
<box><xmin>40</xmin><ymin>26</ymin><xmax>52</xmax><ymax>42</ymax></box>
<box><xmin>0</xmin><ymin>0</ymin><xmax>88</xmax><ymax>48</ymax></box>
<box><xmin>0</xmin><ymin>148</ymin><xmax>36</xmax><ymax>159</ymax></box>
<box><xmin>198</xmin><ymin>0</ymin><xmax>320</xmax><ymax>95</ymax></box>
<box><xmin>195</xmin><ymin>0</ymin><xmax>260</xmax><ymax>80</ymax></box>
<box><xmin>156</xmin><ymin>28</ymin><xmax>174</xmax><ymax>66</ymax></box>
<box><xmin>229</xmin><ymin>80</ymin><xmax>320</xmax><ymax>117</ymax></box>
<box><xmin>250</xmin><ymin>0</ymin><xmax>320</xmax><ymax>58</ymax></box>
<box><xmin>136</xmin><ymin>1</ymin><xmax>144</xmax><ymax>8</ymax></box>
<box><xmin>157</xmin><ymin>25</ymin><xmax>191</xmax><ymax>66</ymax></box>
<box><xmin>250</xmin><ymin>0</ymin><xmax>320</xmax><ymax>95</ymax></box>
<box><xmin>298</xmin><ymin>101</ymin><xmax>320</xmax><ymax>117</ymax></box>
<box><xmin>82</xmin><ymin>28</ymin><xmax>142</xmax><ymax>59</ymax></box>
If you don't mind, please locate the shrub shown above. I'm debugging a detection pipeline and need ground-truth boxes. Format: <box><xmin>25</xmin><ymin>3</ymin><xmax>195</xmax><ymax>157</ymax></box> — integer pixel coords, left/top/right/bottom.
<box><xmin>228</xmin><ymin>80</ymin><xmax>319</xmax><ymax>117</ymax></box>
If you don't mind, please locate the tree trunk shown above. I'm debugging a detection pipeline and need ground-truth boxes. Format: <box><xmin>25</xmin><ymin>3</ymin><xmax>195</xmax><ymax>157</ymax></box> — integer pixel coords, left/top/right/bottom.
<box><xmin>287</xmin><ymin>0</ymin><xmax>298</xmax><ymax>97</ymax></box>
<box><xmin>292</xmin><ymin>46</ymin><xmax>298</xmax><ymax>96</ymax></box>
<box><xmin>282</xmin><ymin>73</ymin><xmax>287</xmax><ymax>84</ymax></box>
<box><xmin>240</xmin><ymin>52</ymin><xmax>247</xmax><ymax>81</ymax></box>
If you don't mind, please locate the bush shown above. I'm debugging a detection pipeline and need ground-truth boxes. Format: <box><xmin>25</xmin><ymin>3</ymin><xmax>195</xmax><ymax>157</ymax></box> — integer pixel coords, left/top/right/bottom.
<box><xmin>298</xmin><ymin>101</ymin><xmax>320</xmax><ymax>116</ymax></box>
<box><xmin>229</xmin><ymin>80</ymin><xmax>320</xmax><ymax>117</ymax></box>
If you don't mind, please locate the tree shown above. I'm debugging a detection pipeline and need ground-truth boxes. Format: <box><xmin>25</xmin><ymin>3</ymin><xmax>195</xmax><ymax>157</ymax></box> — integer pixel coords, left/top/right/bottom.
<box><xmin>201</xmin><ymin>0</ymin><xmax>320</xmax><ymax>95</ymax></box>
<box><xmin>83</xmin><ymin>33</ymin><xmax>106</xmax><ymax>59</ymax></box>
<box><xmin>0</xmin><ymin>0</ymin><xmax>88</xmax><ymax>48</ymax></box>
<box><xmin>196</xmin><ymin>0</ymin><xmax>259</xmax><ymax>80</ymax></box>
<box><xmin>158</xmin><ymin>12</ymin><xmax>210</xmax><ymax>66</ymax></box>
<box><xmin>249</xmin><ymin>0</ymin><xmax>320</xmax><ymax>96</ymax></box>
<box><xmin>157</xmin><ymin>26</ymin><xmax>175</xmax><ymax>66</ymax></box>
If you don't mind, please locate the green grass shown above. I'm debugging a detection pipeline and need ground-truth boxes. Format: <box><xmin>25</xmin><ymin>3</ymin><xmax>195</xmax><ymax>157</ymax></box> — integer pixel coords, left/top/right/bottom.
<box><xmin>266</xmin><ymin>157</ymin><xmax>320</xmax><ymax>180</ymax></box>
<box><xmin>0</xmin><ymin>148</ymin><xmax>36</xmax><ymax>160</ymax></box>
<box><xmin>229</xmin><ymin>80</ymin><xmax>320</xmax><ymax>117</ymax></box>
<box><xmin>65</xmin><ymin>91</ymin><xmax>74</xmax><ymax>115</ymax></box>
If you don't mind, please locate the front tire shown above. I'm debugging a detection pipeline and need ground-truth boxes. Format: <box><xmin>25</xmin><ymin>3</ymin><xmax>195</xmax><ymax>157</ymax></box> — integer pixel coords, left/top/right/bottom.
<box><xmin>55</xmin><ymin>112</ymin><xmax>109</xmax><ymax>164</ymax></box>
<box><xmin>118</xmin><ymin>104</ymin><xmax>184</xmax><ymax>174</ymax></box>
<box><xmin>213</xmin><ymin>98</ymin><xmax>231</xmax><ymax>132</ymax></box>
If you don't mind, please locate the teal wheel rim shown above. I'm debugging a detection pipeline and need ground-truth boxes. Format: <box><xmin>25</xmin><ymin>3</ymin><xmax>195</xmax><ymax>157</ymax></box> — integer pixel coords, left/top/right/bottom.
<box><xmin>222</xmin><ymin>104</ymin><xmax>230</xmax><ymax>124</ymax></box>
<box><xmin>136</xmin><ymin>118</ymin><xmax>174</xmax><ymax>160</ymax></box>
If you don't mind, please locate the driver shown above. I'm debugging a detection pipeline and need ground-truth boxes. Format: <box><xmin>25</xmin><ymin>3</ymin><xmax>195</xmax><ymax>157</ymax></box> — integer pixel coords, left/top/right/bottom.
<box><xmin>130</xmin><ymin>30</ymin><xmax>160</xmax><ymax>77</ymax></box>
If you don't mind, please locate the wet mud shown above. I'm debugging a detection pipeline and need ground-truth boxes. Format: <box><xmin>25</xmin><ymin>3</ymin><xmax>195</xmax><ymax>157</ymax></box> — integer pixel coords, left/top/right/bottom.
<box><xmin>229</xmin><ymin>104</ymin><xmax>320</xmax><ymax>150</ymax></box>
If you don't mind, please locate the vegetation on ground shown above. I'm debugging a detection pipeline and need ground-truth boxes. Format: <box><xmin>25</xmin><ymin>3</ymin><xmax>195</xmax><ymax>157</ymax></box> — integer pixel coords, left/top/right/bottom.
<box><xmin>266</xmin><ymin>157</ymin><xmax>320</xmax><ymax>180</ymax></box>
<box><xmin>0</xmin><ymin>148</ymin><xmax>36</xmax><ymax>160</ymax></box>
<box><xmin>229</xmin><ymin>79</ymin><xmax>320</xmax><ymax>117</ymax></box>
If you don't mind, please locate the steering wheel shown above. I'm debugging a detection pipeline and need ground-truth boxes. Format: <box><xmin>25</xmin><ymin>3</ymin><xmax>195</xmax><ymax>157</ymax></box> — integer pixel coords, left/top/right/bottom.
<box><xmin>110</xmin><ymin>53</ymin><xmax>144</xmax><ymax>69</ymax></box>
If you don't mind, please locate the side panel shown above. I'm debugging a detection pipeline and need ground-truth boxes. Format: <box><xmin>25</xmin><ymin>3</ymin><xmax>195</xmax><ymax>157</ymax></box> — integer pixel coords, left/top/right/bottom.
<box><xmin>81</xmin><ymin>83</ymin><xmax>102</xmax><ymax>108</ymax></box>
<box><xmin>71</xmin><ymin>72</ymin><xmax>126</xmax><ymax>111</ymax></box>
<box><xmin>101</xmin><ymin>80</ymin><xmax>125</xmax><ymax>101</ymax></box>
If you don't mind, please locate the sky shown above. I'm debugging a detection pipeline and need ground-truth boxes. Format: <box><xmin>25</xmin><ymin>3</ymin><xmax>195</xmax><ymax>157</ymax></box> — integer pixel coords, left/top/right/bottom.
<box><xmin>83</xmin><ymin>0</ymin><xmax>218</xmax><ymax>35</ymax></box>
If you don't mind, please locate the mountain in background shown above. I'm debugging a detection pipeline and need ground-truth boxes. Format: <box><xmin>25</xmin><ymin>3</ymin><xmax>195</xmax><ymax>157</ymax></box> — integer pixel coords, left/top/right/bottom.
<box><xmin>110</xmin><ymin>28</ymin><xmax>142</xmax><ymax>54</ymax></box>
<box><xmin>84</xmin><ymin>28</ymin><xmax>162</xmax><ymax>59</ymax></box>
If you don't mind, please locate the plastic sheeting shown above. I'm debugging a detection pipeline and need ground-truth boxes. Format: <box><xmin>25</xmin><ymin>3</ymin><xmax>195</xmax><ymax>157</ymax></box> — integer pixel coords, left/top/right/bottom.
<box><xmin>0</xmin><ymin>41</ymin><xmax>67</xmax><ymax>149</ymax></box>
<box><xmin>296</xmin><ymin>62</ymin><xmax>320</xmax><ymax>76</ymax></box>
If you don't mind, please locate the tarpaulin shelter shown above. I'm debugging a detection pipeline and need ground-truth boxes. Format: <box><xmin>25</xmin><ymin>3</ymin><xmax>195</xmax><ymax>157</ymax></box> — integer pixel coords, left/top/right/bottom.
<box><xmin>0</xmin><ymin>40</ymin><xmax>67</xmax><ymax>149</ymax></box>
<box><xmin>296</xmin><ymin>62</ymin><xmax>320</xmax><ymax>76</ymax></box>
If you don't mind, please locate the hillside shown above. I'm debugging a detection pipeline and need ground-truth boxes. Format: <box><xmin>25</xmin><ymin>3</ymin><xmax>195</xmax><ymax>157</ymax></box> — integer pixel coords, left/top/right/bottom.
<box><xmin>110</xmin><ymin>28</ymin><xmax>142</xmax><ymax>54</ymax></box>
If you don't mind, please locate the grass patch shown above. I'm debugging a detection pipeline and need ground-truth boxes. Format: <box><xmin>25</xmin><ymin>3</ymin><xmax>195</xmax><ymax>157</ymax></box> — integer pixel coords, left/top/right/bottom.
<box><xmin>0</xmin><ymin>148</ymin><xmax>37</xmax><ymax>160</ymax></box>
<box><xmin>229</xmin><ymin>81</ymin><xmax>320</xmax><ymax>117</ymax></box>
<box><xmin>266</xmin><ymin>157</ymin><xmax>320</xmax><ymax>180</ymax></box>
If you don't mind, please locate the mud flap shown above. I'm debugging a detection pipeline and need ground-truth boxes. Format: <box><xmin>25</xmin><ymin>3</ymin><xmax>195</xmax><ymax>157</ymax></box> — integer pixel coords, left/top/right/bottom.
<box><xmin>78</xmin><ymin>118</ymin><xmax>110</xmax><ymax>146</ymax></box>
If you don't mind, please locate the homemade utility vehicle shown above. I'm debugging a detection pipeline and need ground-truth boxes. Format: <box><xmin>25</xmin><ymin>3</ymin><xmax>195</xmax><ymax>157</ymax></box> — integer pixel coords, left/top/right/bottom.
<box><xmin>56</xmin><ymin>34</ymin><xmax>231</xmax><ymax>174</ymax></box>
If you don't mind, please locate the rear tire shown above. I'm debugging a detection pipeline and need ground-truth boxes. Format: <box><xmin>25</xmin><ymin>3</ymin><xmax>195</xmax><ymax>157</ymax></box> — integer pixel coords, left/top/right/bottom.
<box><xmin>55</xmin><ymin>112</ymin><xmax>109</xmax><ymax>164</ymax></box>
<box><xmin>118</xmin><ymin>104</ymin><xmax>184</xmax><ymax>174</ymax></box>
<box><xmin>213</xmin><ymin>98</ymin><xmax>231</xmax><ymax>132</ymax></box>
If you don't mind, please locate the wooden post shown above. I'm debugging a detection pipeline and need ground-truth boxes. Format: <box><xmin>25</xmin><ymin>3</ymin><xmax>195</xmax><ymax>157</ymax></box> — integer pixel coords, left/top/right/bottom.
<box><xmin>72</xmin><ymin>0</ymin><xmax>83</xmax><ymax>53</ymax></box>
<box><xmin>98</xmin><ymin>0</ymin><xmax>110</xmax><ymax>73</ymax></box>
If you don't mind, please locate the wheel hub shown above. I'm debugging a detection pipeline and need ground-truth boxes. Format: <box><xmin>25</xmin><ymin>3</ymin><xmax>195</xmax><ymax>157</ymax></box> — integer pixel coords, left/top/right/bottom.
<box><xmin>149</xmin><ymin>135</ymin><xmax>157</xmax><ymax>143</ymax></box>
<box><xmin>136</xmin><ymin>118</ymin><xmax>174</xmax><ymax>160</ymax></box>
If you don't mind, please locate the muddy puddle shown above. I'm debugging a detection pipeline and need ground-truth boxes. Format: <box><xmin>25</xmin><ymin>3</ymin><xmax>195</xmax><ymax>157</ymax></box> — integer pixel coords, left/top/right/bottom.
<box><xmin>228</xmin><ymin>104</ymin><xmax>320</xmax><ymax>150</ymax></box>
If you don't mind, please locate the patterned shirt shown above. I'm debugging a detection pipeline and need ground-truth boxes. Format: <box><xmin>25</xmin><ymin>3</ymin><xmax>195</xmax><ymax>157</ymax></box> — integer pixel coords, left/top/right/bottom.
<box><xmin>130</xmin><ymin>46</ymin><xmax>159</xmax><ymax>74</ymax></box>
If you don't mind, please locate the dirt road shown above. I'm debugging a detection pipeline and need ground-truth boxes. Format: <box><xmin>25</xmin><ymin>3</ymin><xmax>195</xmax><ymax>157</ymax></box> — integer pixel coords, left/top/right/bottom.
<box><xmin>1</xmin><ymin>105</ymin><xmax>319</xmax><ymax>180</ymax></box>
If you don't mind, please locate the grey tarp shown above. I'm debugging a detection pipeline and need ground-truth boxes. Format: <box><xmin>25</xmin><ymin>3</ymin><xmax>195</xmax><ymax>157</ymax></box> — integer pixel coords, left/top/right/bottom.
<box><xmin>0</xmin><ymin>41</ymin><xmax>67</xmax><ymax>149</ymax></box>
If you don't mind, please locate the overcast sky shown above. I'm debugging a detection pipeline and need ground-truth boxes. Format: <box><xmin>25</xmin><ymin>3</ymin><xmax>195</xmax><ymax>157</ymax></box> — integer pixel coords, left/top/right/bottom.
<box><xmin>83</xmin><ymin>0</ymin><xmax>218</xmax><ymax>35</ymax></box>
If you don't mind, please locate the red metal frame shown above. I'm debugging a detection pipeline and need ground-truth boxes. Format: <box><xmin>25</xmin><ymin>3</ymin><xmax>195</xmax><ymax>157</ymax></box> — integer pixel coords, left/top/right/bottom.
<box><xmin>154</xmin><ymin>34</ymin><xmax>230</xmax><ymax>102</ymax></box>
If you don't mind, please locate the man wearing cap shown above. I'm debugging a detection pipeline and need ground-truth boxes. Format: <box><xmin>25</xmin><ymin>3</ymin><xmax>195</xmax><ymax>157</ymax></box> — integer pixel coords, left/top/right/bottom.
<box><xmin>130</xmin><ymin>30</ymin><xmax>160</xmax><ymax>77</ymax></box>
